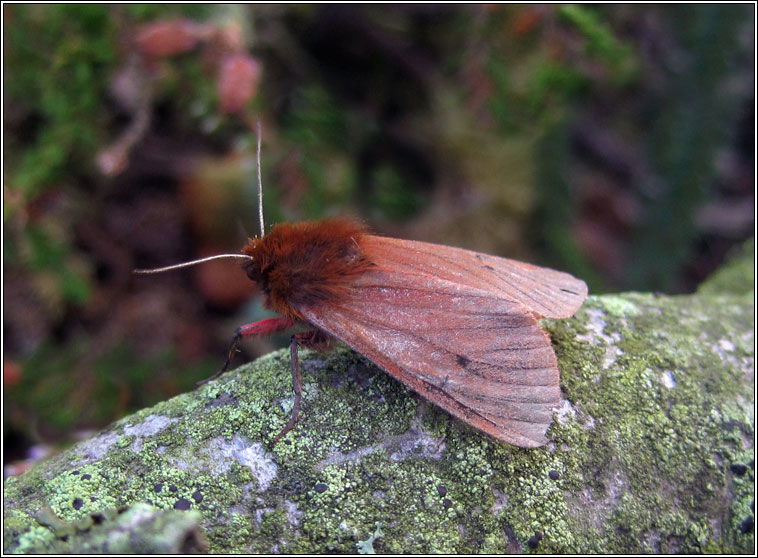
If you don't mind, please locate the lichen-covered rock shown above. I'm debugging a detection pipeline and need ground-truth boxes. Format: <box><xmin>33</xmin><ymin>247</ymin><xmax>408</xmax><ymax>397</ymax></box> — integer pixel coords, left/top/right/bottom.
<box><xmin>4</xmin><ymin>248</ymin><xmax>754</xmax><ymax>554</ymax></box>
<box><xmin>8</xmin><ymin>503</ymin><xmax>206</xmax><ymax>554</ymax></box>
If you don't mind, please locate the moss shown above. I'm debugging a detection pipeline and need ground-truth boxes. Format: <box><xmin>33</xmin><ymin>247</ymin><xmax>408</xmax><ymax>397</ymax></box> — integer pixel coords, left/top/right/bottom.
<box><xmin>540</xmin><ymin>290</ymin><xmax>754</xmax><ymax>553</ymax></box>
<box><xmin>4</xmin><ymin>281</ymin><xmax>753</xmax><ymax>553</ymax></box>
<box><xmin>698</xmin><ymin>237</ymin><xmax>754</xmax><ymax>296</ymax></box>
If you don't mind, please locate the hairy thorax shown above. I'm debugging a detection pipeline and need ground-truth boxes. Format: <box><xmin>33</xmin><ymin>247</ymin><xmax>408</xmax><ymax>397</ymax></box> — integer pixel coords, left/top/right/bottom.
<box><xmin>242</xmin><ymin>219</ymin><xmax>373</xmax><ymax>320</ymax></box>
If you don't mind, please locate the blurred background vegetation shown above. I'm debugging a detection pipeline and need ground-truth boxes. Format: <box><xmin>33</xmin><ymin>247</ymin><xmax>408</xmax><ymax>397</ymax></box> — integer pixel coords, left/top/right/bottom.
<box><xmin>3</xmin><ymin>4</ymin><xmax>754</xmax><ymax>472</ymax></box>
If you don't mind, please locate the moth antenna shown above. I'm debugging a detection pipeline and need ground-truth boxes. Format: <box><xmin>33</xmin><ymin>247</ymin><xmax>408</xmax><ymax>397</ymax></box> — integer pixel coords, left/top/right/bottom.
<box><xmin>256</xmin><ymin>119</ymin><xmax>265</xmax><ymax>239</ymax></box>
<box><xmin>133</xmin><ymin>254</ymin><xmax>253</xmax><ymax>275</ymax></box>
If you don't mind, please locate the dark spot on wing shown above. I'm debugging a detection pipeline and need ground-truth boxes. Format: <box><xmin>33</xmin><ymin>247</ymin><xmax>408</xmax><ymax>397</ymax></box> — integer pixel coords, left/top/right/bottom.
<box><xmin>456</xmin><ymin>354</ymin><xmax>470</xmax><ymax>368</ymax></box>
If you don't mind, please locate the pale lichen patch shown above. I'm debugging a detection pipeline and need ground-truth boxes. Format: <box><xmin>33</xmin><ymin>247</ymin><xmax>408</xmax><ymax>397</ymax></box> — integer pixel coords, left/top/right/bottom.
<box><xmin>123</xmin><ymin>414</ymin><xmax>178</xmax><ymax>452</ymax></box>
<box><xmin>203</xmin><ymin>435</ymin><xmax>278</xmax><ymax>492</ymax></box>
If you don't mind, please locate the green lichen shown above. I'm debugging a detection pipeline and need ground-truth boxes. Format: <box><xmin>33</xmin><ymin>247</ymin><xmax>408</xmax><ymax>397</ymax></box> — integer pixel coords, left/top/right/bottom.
<box><xmin>598</xmin><ymin>295</ymin><xmax>641</xmax><ymax>317</ymax></box>
<box><xmin>3</xmin><ymin>276</ymin><xmax>753</xmax><ymax>553</ymax></box>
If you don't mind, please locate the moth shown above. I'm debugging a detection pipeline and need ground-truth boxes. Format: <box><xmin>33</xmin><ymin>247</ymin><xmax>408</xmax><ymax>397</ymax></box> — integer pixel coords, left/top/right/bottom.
<box><xmin>135</xmin><ymin>128</ymin><xmax>587</xmax><ymax>448</ymax></box>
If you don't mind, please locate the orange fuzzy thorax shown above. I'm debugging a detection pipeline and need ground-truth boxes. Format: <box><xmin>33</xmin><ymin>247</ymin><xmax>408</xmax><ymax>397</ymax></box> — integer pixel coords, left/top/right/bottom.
<box><xmin>242</xmin><ymin>219</ymin><xmax>373</xmax><ymax>320</ymax></box>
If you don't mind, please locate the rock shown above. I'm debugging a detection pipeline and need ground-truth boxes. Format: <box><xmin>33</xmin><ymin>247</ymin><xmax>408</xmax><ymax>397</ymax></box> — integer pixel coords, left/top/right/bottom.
<box><xmin>4</xmin><ymin>242</ymin><xmax>754</xmax><ymax>553</ymax></box>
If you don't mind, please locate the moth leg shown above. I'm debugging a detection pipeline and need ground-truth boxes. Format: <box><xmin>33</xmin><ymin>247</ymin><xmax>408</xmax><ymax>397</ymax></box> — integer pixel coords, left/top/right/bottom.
<box><xmin>197</xmin><ymin>317</ymin><xmax>295</xmax><ymax>385</ymax></box>
<box><xmin>270</xmin><ymin>329</ymin><xmax>332</xmax><ymax>445</ymax></box>
<box><xmin>271</xmin><ymin>335</ymin><xmax>302</xmax><ymax>445</ymax></box>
